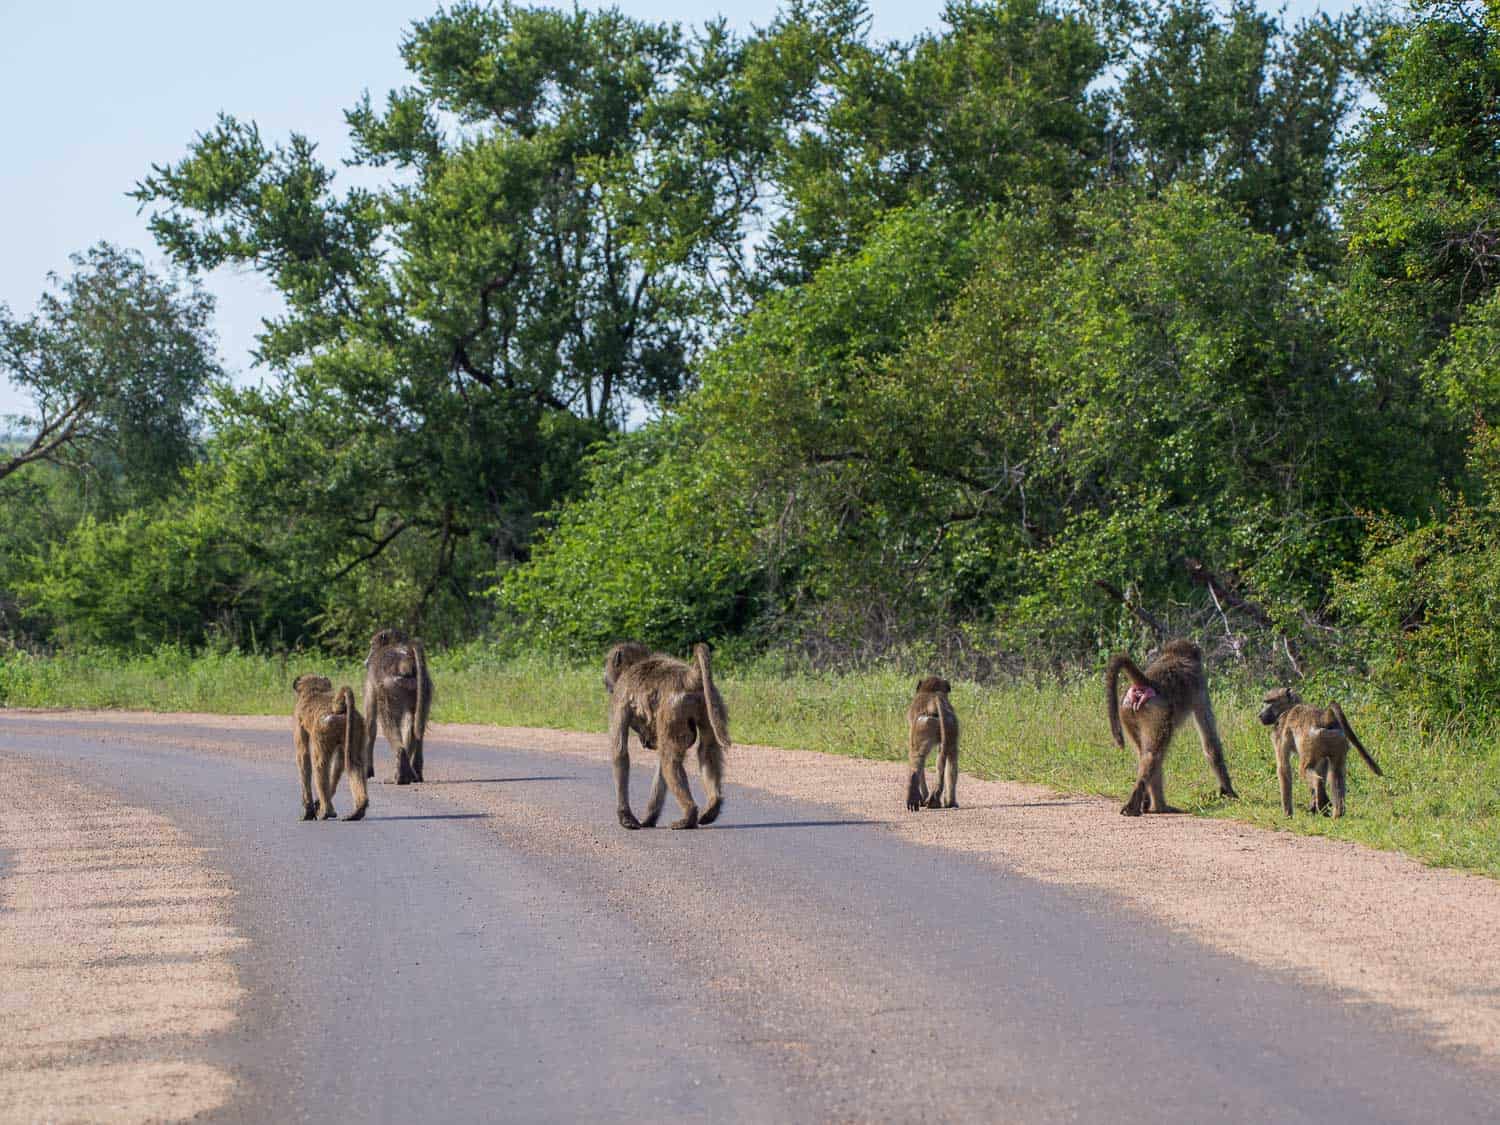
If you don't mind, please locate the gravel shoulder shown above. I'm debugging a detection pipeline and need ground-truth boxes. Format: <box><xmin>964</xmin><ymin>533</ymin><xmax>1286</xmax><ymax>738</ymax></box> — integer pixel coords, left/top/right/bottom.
<box><xmin>0</xmin><ymin>753</ymin><xmax>243</xmax><ymax>1123</ymax></box>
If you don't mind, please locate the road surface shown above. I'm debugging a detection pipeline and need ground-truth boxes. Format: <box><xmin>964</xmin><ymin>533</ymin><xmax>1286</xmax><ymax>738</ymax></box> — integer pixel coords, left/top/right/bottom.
<box><xmin>0</xmin><ymin>713</ymin><xmax>1497</xmax><ymax>1123</ymax></box>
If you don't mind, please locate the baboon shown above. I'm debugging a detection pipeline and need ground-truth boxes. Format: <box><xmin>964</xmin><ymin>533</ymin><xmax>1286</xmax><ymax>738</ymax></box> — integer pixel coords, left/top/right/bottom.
<box><xmin>292</xmin><ymin>674</ymin><xmax>370</xmax><ymax>821</ymax></box>
<box><xmin>1106</xmin><ymin>638</ymin><xmax>1238</xmax><ymax>817</ymax></box>
<box><xmin>906</xmin><ymin>676</ymin><xmax>959</xmax><ymax>811</ymax></box>
<box><xmin>604</xmin><ymin>641</ymin><xmax>730</xmax><ymax>830</ymax></box>
<box><xmin>1259</xmin><ymin>687</ymin><xmax>1383</xmax><ymax>818</ymax></box>
<box><xmin>361</xmin><ymin>628</ymin><xmax>432</xmax><ymax>785</ymax></box>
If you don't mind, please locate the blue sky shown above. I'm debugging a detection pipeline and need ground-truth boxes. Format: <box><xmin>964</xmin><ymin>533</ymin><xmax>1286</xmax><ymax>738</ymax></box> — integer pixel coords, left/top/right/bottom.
<box><xmin>1</xmin><ymin>0</ymin><xmax>1358</xmax><ymax>416</ymax></box>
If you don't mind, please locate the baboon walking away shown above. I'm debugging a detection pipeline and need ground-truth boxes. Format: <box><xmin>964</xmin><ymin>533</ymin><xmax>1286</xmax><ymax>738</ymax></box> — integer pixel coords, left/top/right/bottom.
<box><xmin>1259</xmin><ymin>687</ymin><xmax>1383</xmax><ymax>818</ymax></box>
<box><xmin>292</xmin><ymin>673</ymin><xmax>370</xmax><ymax>821</ymax></box>
<box><xmin>604</xmin><ymin>641</ymin><xmax>731</xmax><ymax>830</ymax></box>
<box><xmin>362</xmin><ymin>628</ymin><xmax>432</xmax><ymax>785</ymax></box>
<box><xmin>906</xmin><ymin>676</ymin><xmax>959</xmax><ymax>811</ymax></box>
<box><xmin>1106</xmin><ymin>638</ymin><xmax>1238</xmax><ymax>816</ymax></box>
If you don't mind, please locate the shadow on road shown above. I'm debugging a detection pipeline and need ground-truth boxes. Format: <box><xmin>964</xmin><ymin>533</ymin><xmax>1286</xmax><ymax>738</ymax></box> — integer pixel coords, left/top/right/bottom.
<box><xmin>421</xmin><ymin>776</ymin><xmax>576</xmax><ymax>785</ymax></box>
<box><xmin>713</xmin><ymin>819</ymin><xmax>882</xmax><ymax>830</ymax></box>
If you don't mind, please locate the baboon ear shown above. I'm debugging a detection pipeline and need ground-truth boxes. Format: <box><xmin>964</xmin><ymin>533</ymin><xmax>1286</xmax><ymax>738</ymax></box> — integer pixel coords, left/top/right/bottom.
<box><xmin>292</xmin><ymin>674</ymin><xmax>305</xmax><ymax>692</ymax></box>
<box><xmin>936</xmin><ymin>677</ymin><xmax>951</xmax><ymax>694</ymax></box>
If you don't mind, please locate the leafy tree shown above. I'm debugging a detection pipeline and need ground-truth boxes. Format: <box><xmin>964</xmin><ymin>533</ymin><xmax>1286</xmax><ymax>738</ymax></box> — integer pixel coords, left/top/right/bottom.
<box><xmin>129</xmin><ymin>3</ymin><xmax>774</xmax><ymax>632</ymax></box>
<box><xmin>0</xmin><ymin>243</ymin><xmax>219</xmax><ymax>495</ymax></box>
<box><xmin>748</xmin><ymin>0</ymin><xmax>1108</xmax><ymax>280</ymax></box>
<box><xmin>1342</xmin><ymin>0</ymin><xmax>1500</xmax><ymax>356</ymax></box>
<box><xmin>1116</xmin><ymin>0</ymin><xmax>1374</xmax><ymax>260</ymax></box>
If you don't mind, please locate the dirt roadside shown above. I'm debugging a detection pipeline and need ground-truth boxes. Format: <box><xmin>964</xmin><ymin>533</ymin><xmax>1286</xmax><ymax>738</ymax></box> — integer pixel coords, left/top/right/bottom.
<box><xmin>9</xmin><ymin>709</ymin><xmax>1500</xmax><ymax>1068</ymax></box>
<box><xmin>0</xmin><ymin>752</ymin><xmax>244</xmax><ymax>1123</ymax></box>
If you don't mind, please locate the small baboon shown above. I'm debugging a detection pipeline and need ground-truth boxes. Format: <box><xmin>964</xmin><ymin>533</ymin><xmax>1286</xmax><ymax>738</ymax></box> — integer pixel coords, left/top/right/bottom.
<box><xmin>604</xmin><ymin>641</ymin><xmax>730</xmax><ymax>830</ymax></box>
<box><xmin>906</xmin><ymin>676</ymin><xmax>959</xmax><ymax>812</ymax></box>
<box><xmin>292</xmin><ymin>673</ymin><xmax>369</xmax><ymax>822</ymax></box>
<box><xmin>1106</xmin><ymin>638</ymin><xmax>1238</xmax><ymax>817</ymax></box>
<box><xmin>1259</xmin><ymin>687</ymin><xmax>1383</xmax><ymax>818</ymax></box>
<box><xmin>361</xmin><ymin>628</ymin><xmax>432</xmax><ymax>785</ymax></box>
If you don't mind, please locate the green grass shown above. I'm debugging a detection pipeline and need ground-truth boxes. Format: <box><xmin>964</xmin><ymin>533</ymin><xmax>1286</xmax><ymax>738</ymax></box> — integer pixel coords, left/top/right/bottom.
<box><xmin>4</xmin><ymin>646</ymin><xmax>1498</xmax><ymax>876</ymax></box>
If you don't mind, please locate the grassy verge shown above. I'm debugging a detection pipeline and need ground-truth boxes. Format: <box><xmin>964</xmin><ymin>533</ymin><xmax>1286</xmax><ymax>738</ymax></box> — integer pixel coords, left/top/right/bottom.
<box><xmin>4</xmin><ymin>646</ymin><xmax>1498</xmax><ymax>876</ymax></box>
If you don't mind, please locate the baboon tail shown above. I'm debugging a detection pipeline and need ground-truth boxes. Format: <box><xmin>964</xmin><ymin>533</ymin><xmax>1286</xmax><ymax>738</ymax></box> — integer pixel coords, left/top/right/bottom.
<box><xmin>936</xmin><ymin>697</ymin><xmax>950</xmax><ymax>755</ymax></box>
<box><xmin>1332</xmin><ymin>702</ymin><xmax>1382</xmax><ymax>776</ymax></box>
<box><xmin>693</xmin><ymin>643</ymin><xmax>731</xmax><ymax>750</ymax></box>
<box><xmin>414</xmin><ymin>639</ymin><xmax>428</xmax><ymax>740</ymax></box>
<box><xmin>1105</xmin><ymin>654</ymin><xmax>1150</xmax><ymax>747</ymax></box>
<box><xmin>338</xmin><ymin>686</ymin><xmax>356</xmax><ymax>774</ymax></box>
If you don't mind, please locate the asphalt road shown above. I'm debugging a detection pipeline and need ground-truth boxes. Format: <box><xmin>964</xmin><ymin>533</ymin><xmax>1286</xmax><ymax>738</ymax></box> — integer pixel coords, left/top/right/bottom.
<box><xmin>2</xmin><ymin>715</ymin><xmax>1497</xmax><ymax>1123</ymax></box>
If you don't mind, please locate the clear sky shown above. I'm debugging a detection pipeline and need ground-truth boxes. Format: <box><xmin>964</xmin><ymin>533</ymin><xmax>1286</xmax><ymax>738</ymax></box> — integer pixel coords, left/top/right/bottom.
<box><xmin>1</xmin><ymin>0</ymin><xmax>1358</xmax><ymax>417</ymax></box>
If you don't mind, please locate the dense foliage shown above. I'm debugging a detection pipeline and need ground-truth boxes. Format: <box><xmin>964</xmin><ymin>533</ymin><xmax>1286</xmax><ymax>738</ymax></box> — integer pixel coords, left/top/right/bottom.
<box><xmin>6</xmin><ymin>0</ymin><xmax>1500</xmax><ymax>723</ymax></box>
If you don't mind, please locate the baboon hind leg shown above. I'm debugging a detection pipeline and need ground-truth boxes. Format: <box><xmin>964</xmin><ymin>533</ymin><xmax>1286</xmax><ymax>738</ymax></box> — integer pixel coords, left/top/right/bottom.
<box><xmin>315</xmin><ymin>753</ymin><xmax>338</xmax><ymax>820</ymax></box>
<box><xmin>297</xmin><ymin>730</ymin><xmax>316</xmax><ymax>821</ymax></box>
<box><xmin>661</xmin><ymin>751</ymin><xmax>699</xmax><ymax>830</ymax></box>
<box><xmin>1122</xmin><ymin>744</ymin><xmax>1166</xmax><ymax>817</ymax></box>
<box><xmin>941</xmin><ymin>744</ymin><xmax>959</xmax><ymax>809</ymax></box>
<box><xmin>906</xmin><ymin>728</ymin><xmax>931</xmax><ymax>812</ymax></box>
<box><xmin>640</xmin><ymin>763</ymin><xmax>667</xmax><ymax>828</ymax></box>
<box><xmin>362</xmin><ymin>685</ymin><xmax>378</xmax><ymax>780</ymax></box>
<box><xmin>1305</xmin><ymin>762</ymin><xmax>1329</xmax><ymax>814</ymax></box>
<box><xmin>1330</xmin><ymin>759</ymin><xmax>1347</xmax><ymax>819</ymax></box>
<box><xmin>1145</xmin><ymin>755</ymin><xmax>1178</xmax><ymax>813</ymax></box>
<box><xmin>698</xmin><ymin>736</ymin><xmax>726</xmax><ymax>826</ymax></box>
<box><xmin>1276</xmin><ymin>735</ymin><xmax>1295</xmax><ymax>816</ymax></box>
<box><xmin>346</xmin><ymin>744</ymin><xmax>369</xmax><ymax>822</ymax></box>
<box><xmin>611</xmin><ymin>716</ymin><xmax>639</xmax><ymax>830</ymax></box>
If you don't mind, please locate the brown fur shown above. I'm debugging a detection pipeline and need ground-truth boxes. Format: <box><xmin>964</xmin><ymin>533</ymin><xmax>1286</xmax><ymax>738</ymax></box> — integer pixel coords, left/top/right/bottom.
<box><xmin>292</xmin><ymin>673</ymin><xmax>370</xmax><ymax>821</ymax></box>
<box><xmin>1105</xmin><ymin>638</ymin><xmax>1238</xmax><ymax>817</ymax></box>
<box><xmin>1259</xmin><ymin>687</ymin><xmax>1382</xmax><ymax>818</ymax></box>
<box><xmin>361</xmin><ymin>628</ymin><xmax>433</xmax><ymax>785</ymax></box>
<box><xmin>906</xmin><ymin>676</ymin><xmax>959</xmax><ymax>812</ymax></box>
<box><xmin>603</xmin><ymin>641</ymin><xmax>731</xmax><ymax>830</ymax></box>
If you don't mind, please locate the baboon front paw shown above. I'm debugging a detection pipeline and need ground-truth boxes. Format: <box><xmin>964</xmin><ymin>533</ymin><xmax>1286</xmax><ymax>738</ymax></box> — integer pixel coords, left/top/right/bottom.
<box><xmin>698</xmin><ymin>800</ymin><xmax>722</xmax><ymax>826</ymax></box>
<box><xmin>321</xmin><ymin>808</ymin><xmax>338</xmax><ymax>820</ymax></box>
<box><xmin>1220</xmin><ymin>786</ymin><xmax>1239</xmax><ymax>800</ymax></box>
<box><xmin>1120</xmin><ymin>802</ymin><xmax>1144</xmax><ymax>817</ymax></box>
<box><xmin>392</xmin><ymin>774</ymin><xmax>411</xmax><ymax>786</ymax></box>
<box><xmin>345</xmin><ymin>806</ymin><xmax>367</xmax><ymax>822</ymax></box>
<box><xmin>618</xmin><ymin>809</ymin><xmax>642</xmax><ymax>830</ymax></box>
<box><xmin>906</xmin><ymin>796</ymin><xmax>922</xmax><ymax>812</ymax></box>
<box><xmin>639</xmin><ymin>811</ymin><xmax>661</xmax><ymax>828</ymax></box>
<box><xmin>670</xmin><ymin>808</ymin><xmax>700</xmax><ymax>830</ymax></box>
<box><xmin>300</xmin><ymin>806</ymin><xmax>317</xmax><ymax>821</ymax></box>
<box><xmin>943</xmin><ymin>799</ymin><xmax>959</xmax><ymax>810</ymax></box>
<box><xmin>925</xmin><ymin>793</ymin><xmax>943</xmax><ymax>809</ymax></box>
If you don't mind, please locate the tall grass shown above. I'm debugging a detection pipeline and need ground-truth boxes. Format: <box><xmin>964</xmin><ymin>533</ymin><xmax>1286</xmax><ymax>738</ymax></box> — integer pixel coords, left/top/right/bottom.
<box><xmin>4</xmin><ymin>646</ymin><xmax>1498</xmax><ymax>876</ymax></box>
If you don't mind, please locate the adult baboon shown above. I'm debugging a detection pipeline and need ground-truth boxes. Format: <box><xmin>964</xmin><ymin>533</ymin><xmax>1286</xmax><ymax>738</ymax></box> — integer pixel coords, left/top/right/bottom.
<box><xmin>1106</xmin><ymin>638</ymin><xmax>1238</xmax><ymax>817</ymax></box>
<box><xmin>1259</xmin><ymin>687</ymin><xmax>1382</xmax><ymax>818</ymax></box>
<box><xmin>906</xmin><ymin>676</ymin><xmax>959</xmax><ymax>812</ymax></box>
<box><xmin>292</xmin><ymin>673</ymin><xmax>369</xmax><ymax>821</ymax></box>
<box><xmin>604</xmin><ymin>641</ymin><xmax>730</xmax><ymax>830</ymax></box>
<box><xmin>361</xmin><ymin>628</ymin><xmax>432</xmax><ymax>785</ymax></box>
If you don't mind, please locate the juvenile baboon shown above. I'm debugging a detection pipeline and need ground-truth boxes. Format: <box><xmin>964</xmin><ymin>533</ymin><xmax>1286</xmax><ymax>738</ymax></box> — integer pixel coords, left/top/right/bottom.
<box><xmin>292</xmin><ymin>673</ymin><xmax>369</xmax><ymax>821</ymax></box>
<box><xmin>361</xmin><ymin>628</ymin><xmax>432</xmax><ymax>785</ymax></box>
<box><xmin>604</xmin><ymin>641</ymin><xmax>731</xmax><ymax>830</ymax></box>
<box><xmin>1259</xmin><ymin>687</ymin><xmax>1382</xmax><ymax>818</ymax></box>
<box><xmin>1106</xmin><ymin>638</ymin><xmax>1238</xmax><ymax>817</ymax></box>
<box><xmin>906</xmin><ymin>676</ymin><xmax>959</xmax><ymax>812</ymax></box>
